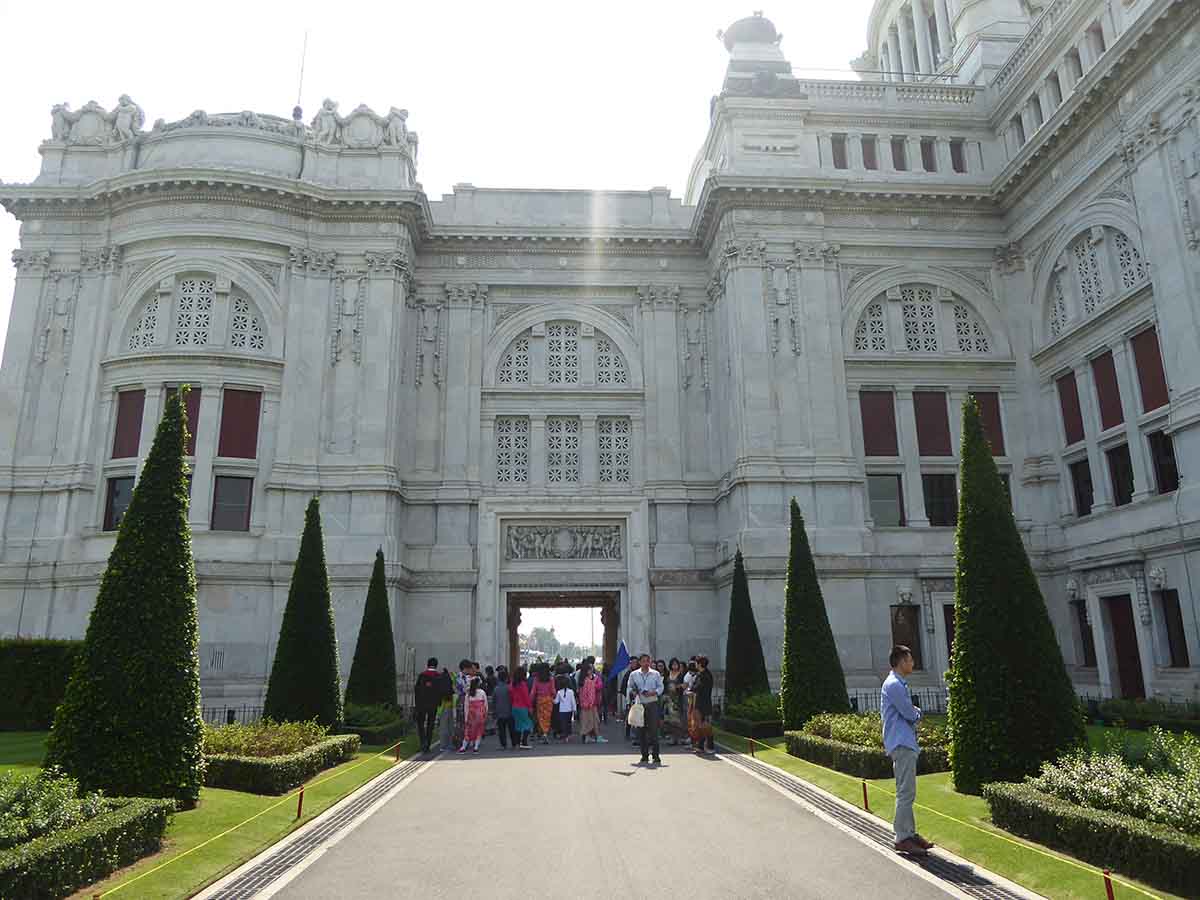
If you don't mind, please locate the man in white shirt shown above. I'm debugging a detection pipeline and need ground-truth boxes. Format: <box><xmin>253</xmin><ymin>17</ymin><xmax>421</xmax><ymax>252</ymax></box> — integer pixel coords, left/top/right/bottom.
<box><xmin>627</xmin><ymin>654</ymin><xmax>664</xmax><ymax>764</ymax></box>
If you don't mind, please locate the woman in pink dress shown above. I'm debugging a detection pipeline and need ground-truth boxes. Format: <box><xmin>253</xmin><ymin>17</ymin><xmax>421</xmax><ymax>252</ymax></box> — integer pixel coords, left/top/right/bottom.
<box><xmin>459</xmin><ymin>676</ymin><xmax>488</xmax><ymax>753</ymax></box>
<box><xmin>578</xmin><ymin>663</ymin><xmax>604</xmax><ymax>743</ymax></box>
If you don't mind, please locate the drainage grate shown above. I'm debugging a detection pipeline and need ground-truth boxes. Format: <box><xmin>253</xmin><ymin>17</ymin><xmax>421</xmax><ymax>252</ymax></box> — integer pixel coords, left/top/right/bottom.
<box><xmin>726</xmin><ymin>752</ymin><xmax>1028</xmax><ymax>900</ymax></box>
<box><xmin>209</xmin><ymin>756</ymin><xmax>429</xmax><ymax>900</ymax></box>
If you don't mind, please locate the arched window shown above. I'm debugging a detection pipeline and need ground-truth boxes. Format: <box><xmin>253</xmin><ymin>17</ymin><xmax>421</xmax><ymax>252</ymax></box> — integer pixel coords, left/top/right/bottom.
<box><xmin>127</xmin><ymin>297</ymin><xmax>159</xmax><ymax>351</ymax></box>
<box><xmin>1044</xmin><ymin>227</ymin><xmax>1150</xmax><ymax>342</ymax></box>
<box><xmin>596</xmin><ymin>336</ymin><xmax>628</xmax><ymax>385</ymax></box>
<box><xmin>952</xmin><ymin>303</ymin><xmax>990</xmax><ymax>354</ymax></box>
<box><xmin>229</xmin><ymin>296</ymin><xmax>266</xmax><ymax>351</ymax></box>
<box><xmin>854</xmin><ymin>302</ymin><xmax>888</xmax><ymax>352</ymax></box>
<box><xmin>498</xmin><ymin>332</ymin><xmax>532</xmax><ymax>384</ymax></box>
<box><xmin>546</xmin><ymin>321</ymin><xmax>580</xmax><ymax>384</ymax></box>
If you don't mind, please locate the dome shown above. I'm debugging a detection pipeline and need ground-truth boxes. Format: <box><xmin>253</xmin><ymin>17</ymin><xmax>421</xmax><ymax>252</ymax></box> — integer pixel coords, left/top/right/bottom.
<box><xmin>722</xmin><ymin>12</ymin><xmax>781</xmax><ymax>51</ymax></box>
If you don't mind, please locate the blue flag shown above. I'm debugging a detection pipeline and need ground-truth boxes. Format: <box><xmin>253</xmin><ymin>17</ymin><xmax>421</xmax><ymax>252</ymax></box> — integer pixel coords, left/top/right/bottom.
<box><xmin>608</xmin><ymin>640</ymin><xmax>630</xmax><ymax>682</ymax></box>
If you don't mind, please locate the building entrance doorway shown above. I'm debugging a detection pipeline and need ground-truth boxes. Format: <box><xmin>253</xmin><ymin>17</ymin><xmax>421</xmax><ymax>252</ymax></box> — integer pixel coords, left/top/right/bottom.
<box><xmin>506</xmin><ymin>591</ymin><xmax>620</xmax><ymax>671</ymax></box>
<box><xmin>1104</xmin><ymin>594</ymin><xmax>1146</xmax><ymax>699</ymax></box>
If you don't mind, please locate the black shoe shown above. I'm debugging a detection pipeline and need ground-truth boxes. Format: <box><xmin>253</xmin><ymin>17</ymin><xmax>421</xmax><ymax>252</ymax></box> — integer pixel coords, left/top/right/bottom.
<box><xmin>640</xmin><ymin>756</ymin><xmax>649</xmax><ymax>764</ymax></box>
<box><xmin>652</xmin><ymin>757</ymin><xmax>662</xmax><ymax>765</ymax></box>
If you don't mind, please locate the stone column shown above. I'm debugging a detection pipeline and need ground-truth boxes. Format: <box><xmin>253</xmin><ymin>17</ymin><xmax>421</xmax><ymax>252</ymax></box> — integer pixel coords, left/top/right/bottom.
<box><xmin>1020</xmin><ymin>103</ymin><xmax>1038</xmax><ymax>142</ymax></box>
<box><xmin>639</xmin><ymin>285</ymin><xmax>684</xmax><ymax>485</ymax></box>
<box><xmin>189</xmin><ymin>383</ymin><xmax>221</xmax><ymax>530</ymax></box>
<box><xmin>896</xmin><ymin>15</ymin><xmax>916</xmax><ymax>80</ymax></box>
<box><xmin>895</xmin><ymin>389</ymin><xmax>930</xmax><ymax>526</ymax></box>
<box><xmin>529</xmin><ymin>415</ymin><xmax>546</xmax><ymax>487</ymax></box>
<box><xmin>934</xmin><ymin>136</ymin><xmax>952</xmax><ymax>173</ymax></box>
<box><xmin>1113</xmin><ymin>342</ymin><xmax>1154</xmax><ymax>500</ymax></box>
<box><xmin>848</xmin><ymin>132</ymin><xmax>865</xmax><ymax>170</ymax></box>
<box><xmin>816</xmin><ymin>132</ymin><xmax>834</xmax><ymax>169</ymax></box>
<box><xmin>1075</xmin><ymin>362</ymin><xmax>1111</xmax><ymax>513</ymax></box>
<box><xmin>581</xmin><ymin>414</ymin><xmax>598</xmax><ymax>485</ymax></box>
<box><xmin>933</xmin><ymin>0</ymin><xmax>952</xmax><ymax>64</ymax></box>
<box><xmin>442</xmin><ymin>283</ymin><xmax>485</xmax><ymax>486</ymax></box>
<box><xmin>1078</xmin><ymin>37</ymin><xmax>1095</xmax><ymax>72</ymax></box>
<box><xmin>906</xmin><ymin>135</ymin><xmax>923</xmax><ymax>173</ymax></box>
<box><xmin>912</xmin><ymin>0</ymin><xmax>934</xmax><ymax>75</ymax></box>
<box><xmin>135</xmin><ymin>385</ymin><xmax>164</xmax><ymax>481</ymax></box>
<box><xmin>887</xmin><ymin>26</ymin><xmax>905</xmax><ymax>83</ymax></box>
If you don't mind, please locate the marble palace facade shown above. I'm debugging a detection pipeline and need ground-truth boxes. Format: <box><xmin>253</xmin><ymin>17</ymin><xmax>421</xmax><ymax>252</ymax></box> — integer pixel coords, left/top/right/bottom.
<box><xmin>2</xmin><ymin>0</ymin><xmax>1199</xmax><ymax>705</ymax></box>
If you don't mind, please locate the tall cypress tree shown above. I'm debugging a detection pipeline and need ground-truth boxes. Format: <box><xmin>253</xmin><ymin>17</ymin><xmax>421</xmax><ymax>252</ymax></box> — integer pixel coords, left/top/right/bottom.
<box><xmin>779</xmin><ymin>498</ymin><xmax>849</xmax><ymax>728</ymax></box>
<box><xmin>263</xmin><ymin>497</ymin><xmax>343</xmax><ymax>730</ymax></box>
<box><xmin>344</xmin><ymin>549</ymin><xmax>398</xmax><ymax>709</ymax></box>
<box><xmin>723</xmin><ymin>549</ymin><xmax>771</xmax><ymax>704</ymax></box>
<box><xmin>948</xmin><ymin>398</ymin><xmax>1084</xmax><ymax>794</ymax></box>
<box><xmin>45</xmin><ymin>388</ymin><xmax>204</xmax><ymax>804</ymax></box>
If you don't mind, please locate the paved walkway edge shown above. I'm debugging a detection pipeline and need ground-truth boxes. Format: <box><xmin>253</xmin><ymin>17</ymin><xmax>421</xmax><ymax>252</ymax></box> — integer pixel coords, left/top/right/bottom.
<box><xmin>193</xmin><ymin>753</ymin><xmax>438</xmax><ymax>900</ymax></box>
<box><xmin>716</xmin><ymin>746</ymin><xmax>1044</xmax><ymax>900</ymax></box>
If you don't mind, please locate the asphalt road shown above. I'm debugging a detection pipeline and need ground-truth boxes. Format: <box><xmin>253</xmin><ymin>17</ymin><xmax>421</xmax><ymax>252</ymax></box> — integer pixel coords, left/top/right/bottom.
<box><xmin>274</xmin><ymin>722</ymin><xmax>951</xmax><ymax>899</ymax></box>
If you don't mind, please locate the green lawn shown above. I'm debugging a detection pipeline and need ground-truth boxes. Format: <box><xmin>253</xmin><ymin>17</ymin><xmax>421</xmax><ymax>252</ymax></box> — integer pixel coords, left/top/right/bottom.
<box><xmin>0</xmin><ymin>731</ymin><xmax>420</xmax><ymax>900</ymax></box>
<box><xmin>715</xmin><ymin>729</ymin><xmax>1181</xmax><ymax>900</ymax></box>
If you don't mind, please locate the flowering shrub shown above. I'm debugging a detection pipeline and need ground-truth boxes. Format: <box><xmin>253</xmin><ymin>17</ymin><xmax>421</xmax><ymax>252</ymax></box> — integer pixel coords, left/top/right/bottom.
<box><xmin>801</xmin><ymin>712</ymin><xmax>950</xmax><ymax>752</ymax></box>
<box><xmin>1028</xmin><ymin>729</ymin><xmax>1200</xmax><ymax>835</ymax></box>
<box><xmin>0</xmin><ymin>768</ymin><xmax>108</xmax><ymax>851</ymax></box>
<box><xmin>202</xmin><ymin>719</ymin><xmax>328</xmax><ymax>759</ymax></box>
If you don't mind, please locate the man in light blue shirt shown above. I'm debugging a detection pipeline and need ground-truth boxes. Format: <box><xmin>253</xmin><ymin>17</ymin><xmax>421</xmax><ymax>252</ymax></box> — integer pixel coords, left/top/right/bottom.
<box><xmin>881</xmin><ymin>645</ymin><xmax>934</xmax><ymax>855</ymax></box>
<box><xmin>628</xmin><ymin>655</ymin><xmax>664</xmax><ymax>765</ymax></box>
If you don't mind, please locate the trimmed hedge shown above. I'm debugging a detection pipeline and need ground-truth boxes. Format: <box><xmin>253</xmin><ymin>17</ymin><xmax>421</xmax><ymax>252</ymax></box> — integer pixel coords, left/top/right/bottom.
<box><xmin>204</xmin><ymin>734</ymin><xmax>361</xmax><ymax>795</ymax></box>
<box><xmin>0</xmin><ymin>797</ymin><xmax>173</xmax><ymax>899</ymax></box>
<box><xmin>1097</xmin><ymin>698</ymin><xmax>1200</xmax><ymax>735</ymax></box>
<box><xmin>984</xmin><ymin>781</ymin><xmax>1200</xmax><ymax>897</ymax></box>
<box><xmin>785</xmin><ymin>732</ymin><xmax>950</xmax><ymax>779</ymax></box>
<box><xmin>342</xmin><ymin>718</ymin><xmax>407</xmax><ymax>746</ymax></box>
<box><xmin>0</xmin><ymin>639</ymin><xmax>82</xmax><ymax>730</ymax></box>
<box><xmin>720</xmin><ymin>717</ymin><xmax>784</xmax><ymax>739</ymax></box>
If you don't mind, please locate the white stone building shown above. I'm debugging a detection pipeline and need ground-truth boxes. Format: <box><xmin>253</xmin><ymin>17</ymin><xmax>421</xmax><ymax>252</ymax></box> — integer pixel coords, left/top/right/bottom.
<box><xmin>2</xmin><ymin>1</ymin><xmax>1198</xmax><ymax>707</ymax></box>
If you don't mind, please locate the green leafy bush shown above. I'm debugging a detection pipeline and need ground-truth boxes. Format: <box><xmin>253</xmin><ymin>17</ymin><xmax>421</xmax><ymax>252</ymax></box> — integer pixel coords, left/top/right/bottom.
<box><xmin>344</xmin><ymin>550</ymin><xmax>398</xmax><ymax>710</ymax></box>
<box><xmin>204</xmin><ymin>734</ymin><xmax>360</xmax><ymax>795</ymax></box>
<box><xmin>1028</xmin><ymin>730</ymin><xmax>1200</xmax><ymax>835</ymax></box>
<box><xmin>723</xmin><ymin>550</ymin><xmax>770</xmax><ymax>705</ymax></box>
<box><xmin>720</xmin><ymin>718</ymin><xmax>784</xmax><ymax>739</ymax></box>
<box><xmin>984</xmin><ymin>781</ymin><xmax>1200</xmax><ymax>897</ymax></box>
<box><xmin>343</xmin><ymin>703</ymin><xmax>400</xmax><ymax>727</ymax></box>
<box><xmin>0</xmin><ymin>769</ymin><xmax>107</xmax><ymax>851</ymax></box>
<box><xmin>342</xmin><ymin>704</ymin><xmax>407</xmax><ymax>745</ymax></box>
<box><xmin>801</xmin><ymin>712</ymin><xmax>950</xmax><ymax>753</ymax></box>
<box><xmin>202</xmin><ymin>719</ymin><xmax>327</xmax><ymax>759</ymax></box>
<box><xmin>725</xmin><ymin>692</ymin><xmax>782</xmax><ymax>722</ymax></box>
<box><xmin>1098</xmin><ymin>698</ymin><xmax>1200</xmax><ymax>734</ymax></box>
<box><xmin>0</xmin><ymin>797</ymin><xmax>173</xmax><ymax>899</ymax></box>
<box><xmin>785</xmin><ymin>731</ymin><xmax>950</xmax><ymax>778</ymax></box>
<box><xmin>0</xmin><ymin>640</ymin><xmax>82</xmax><ymax>731</ymax></box>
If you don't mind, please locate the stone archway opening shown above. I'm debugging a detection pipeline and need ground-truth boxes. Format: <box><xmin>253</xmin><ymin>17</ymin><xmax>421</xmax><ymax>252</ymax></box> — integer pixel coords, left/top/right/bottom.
<box><xmin>506</xmin><ymin>591</ymin><xmax>620</xmax><ymax>672</ymax></box>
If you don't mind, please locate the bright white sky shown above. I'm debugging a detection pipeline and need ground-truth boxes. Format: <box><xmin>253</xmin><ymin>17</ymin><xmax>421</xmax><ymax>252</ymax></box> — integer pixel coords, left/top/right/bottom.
<box><xmin>520</xmin><ymin>606</ymin><xmax>605</xmax><ymax>650</ymax></box>
<box><xmin>0</xmin><ymin>0</ymin><xmax>874</xmax><ymax>358</ymax></box>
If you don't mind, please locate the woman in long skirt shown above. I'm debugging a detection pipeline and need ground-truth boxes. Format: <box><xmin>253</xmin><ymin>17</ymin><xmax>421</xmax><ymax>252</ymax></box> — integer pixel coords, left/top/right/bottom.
<box><xmin>510</xmin><ymin>665</ymin><xmax>534</xmax><ymax>749</ymax></box>
<box><xmin>460</xmin><ymin>676</ymin><xmax>488</xmax><ymax>753</ymax></box>
<box><xmin>578</xmin><ymin>663</ymin><xmax>604</xmax><ymax>743</ymax></box>
<box><xmin>530</xmin><ymin>665</ymin><xmax>556</xmax><ymax>744</ymax></box>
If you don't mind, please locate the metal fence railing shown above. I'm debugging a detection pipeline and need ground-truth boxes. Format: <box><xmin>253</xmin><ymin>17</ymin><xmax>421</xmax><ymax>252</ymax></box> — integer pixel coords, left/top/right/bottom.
<box><xmin>201</xmin><ymin>705</ymin><xmax>263</xmax><ymax>726</ymax></box>
<box><xmin>849</xmin><ymin>686</ymin><xmax>948</xmax><ymax>715</ymax></box>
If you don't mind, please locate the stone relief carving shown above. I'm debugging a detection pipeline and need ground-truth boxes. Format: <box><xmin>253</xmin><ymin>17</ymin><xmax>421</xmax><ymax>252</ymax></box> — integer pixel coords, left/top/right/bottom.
<box><xmin>80</xmin><ymin>246</ymin><xmax>121</xmax><ymax>273</ymax></box>
<box><xmin>444</xmin><ymin>282</ymin><xmax>488</xmax><ymax>308</ymax></box>
<box><xmin>12</xmin><ymin>250</ymin><xmax>51</xmax><ymax>273</ymax></box>
<box><xmin>636</xmin><ymin>284</ymin><xmax>680</xmax><ymax>310</ymax></box>
<box><xmin>1077</xmin><ymin>563</ymin><xmax>1152</xmax><ymax>625</ymax></box>
<box><xmin>493</xmin><ymin>303</ymin><xmax>533</xmax><ymax>332</ymax></box>
<box><xmin>679</xmin><ymin>305</ymin><xmax>710</xmax><ymax>391</ymax></box>
<box><xmin>794</xmin><ymin>241</ymin><xmax>840</xmax><ymax>264</ymax></box>
<box><xmin>243</xmin><ymin>259</ymin><xmax>281</xmax><ymax>289</ymax></box>
<box><xmin>408</xmin><ymin>298</ymin><xmax>443</xmax><ymax>387</ymax></box>
<box><xmin>310</xmin><ymin>99</ymin><xmax>419</xmax><ymax>154</ymax></box>
<box><xmin>993</xmin><ymin>242</ymin><xmax>1025</xmax><ymax>273</ymax></box>
<box><xmin>764</xmin><ymin>259</ymin><xmax>801</xmax><ymax>355</ymax></box>
<box><xmin>330</xmin><ymin>271</ymin><xmax>366</xmax><ymax>366</ymax></box>
<box><xmin>47</xmin><ymin>96</ymin><xmax>143</xmax><ymax>145</ymax></box>
<box><xmin>38</xmin><ymin>269</ymin><xmax>82</xmax><ymax>362</ymax></box>
<box><xmin>151</xmin><ymin>109</ymin><xmax>304</xmax><ymax>137</ymax></box>
<box><xmin>721</xmin><ymin>237</ymin><xmax>768</xmax><ymax>268</ymax></box>
<box><xmin>505</xmin><ymin>524</ymin><xmax>623</xmax><ymax>561</ymax></box>
<box><xmin>289</xmin><ymin>248</ymin><xmax>338</xmax><ymax>272</ymax></box>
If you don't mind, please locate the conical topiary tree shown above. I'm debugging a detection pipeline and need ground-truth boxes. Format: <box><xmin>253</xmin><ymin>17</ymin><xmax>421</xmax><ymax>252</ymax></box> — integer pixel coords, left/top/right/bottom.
<box><xmin>779</xmin><ymin>498</ymin><xmax>849</xmax><ymax>728</ymax></box>
<box><xmin>263</xmin><ymin>497</ymin><xmax>343</xmax><ymax>730</ymax></box>
<box><xmin>948</xmin><ymin>398</ymin><xmax>1085</xmax><ymax>794</ymax></box>
<box><xmin>344</xmin><ymin>549</ymin><xmax>398</xmax><ymax>709</ymax></box>
<box><xmin>45</xmin><ymin>388</ymin><xmax>204</xmax><ymax>804</ymax></box>
<box><xmin>723</xmin><ymin>549</ymin><xmax>771</xmax><ymax>704</ymax></box>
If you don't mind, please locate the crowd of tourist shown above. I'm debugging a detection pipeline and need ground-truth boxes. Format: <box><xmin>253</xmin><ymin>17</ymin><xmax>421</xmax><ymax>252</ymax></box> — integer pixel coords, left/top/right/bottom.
<box><xmin>412</xmin><ymin>652</ymin><xmax>715</xmax><ymax>763</ymax></box>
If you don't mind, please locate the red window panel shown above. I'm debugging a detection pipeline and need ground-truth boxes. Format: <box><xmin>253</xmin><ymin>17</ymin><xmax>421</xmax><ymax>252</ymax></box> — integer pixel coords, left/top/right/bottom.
<box><xmin>860</xmin><ymin>391</ymin><xmax>899</xmax><ymax>457</ymax></box>
<box><xmin>1090</xmin><ymin>352</ymin><xmax>1123</xmax><ymax>430</ymax></box>
<box><xmin>111</xmin><ymin>390</ymin><xmax>145</xmax><ymax>459</ymax></box>
<box><xmin>1057</xmin><ymin>373</ymin><xmax>1085</xmax><ymax>446</ymax></box>
<box><xmin>913</xmin><ymin>391</ymin><xmax>952</xmax><ymax>456</ymax></box>
<box><xmin>165</xmin><ymin>387</ymin><xmax>201</xmax><ymax>455</ymax></box>
<box><xmin>1130</xmin><ymin>327</ymin><xmax>1169</xmax><ymax>412</ymax></box>
<box><xmin>217</xmin><ymin>389</ymin><xmax>262</xmax><ymax>459</ymax></box>
<box><xmin>971</xmin><ymin>392</ymin><xmax>1006</xmax><ymax>456</ymax></box>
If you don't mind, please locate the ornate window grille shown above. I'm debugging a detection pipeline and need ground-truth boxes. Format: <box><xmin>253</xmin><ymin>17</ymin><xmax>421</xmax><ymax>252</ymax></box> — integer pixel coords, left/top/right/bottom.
<box><xmin>1114</xmin><ymin>231</ymin><xmax>1148</xmax><ymax>290</ymax></box>
<box><xmin>546</xmin><ymin>322</ymin><xmax>580</xmax><ymax>384</ymax></box>
<box><xmin>598</xmin><ymin>417</ymin><xmax>632</xmax><ymax>483</ymax></box>
<box><xmin>497</xmin><ymin>333</ymin><xmax>532</xmax><ymax>384</ymax></box>
<box><xmin>546</xmin><ymin>416</ymin><xmax>581</xmax><ymax>483</ymax></box>
<box><xmin>128</xmin><ymin>297</ymin><xmax>159</xmax><ymax>351</ymax></box>
<box><xmin>174</xmin><ymin>278</ymin><xmax>214</xmax><ymax>346</ymax></box>
<box><xmin>901</xmin><ymin>287</ymin><xmax>939</xmax><ymax>353</ymax></box>
<box><xmin>953</xmin><ymin>303</ymin><xmax>990</xmax><ymax>353</ymax></box>
<box><xmin>595</xmin><ymin>336</ymin><xmax>629</xmax><ymax>384</ymax></box>
<box><xmin>854</xmin><ymin>302</ymin><xmax>888</xmax><ymax>352</ymax></box>
<box><xmin>1072</xmin><ymin>237</ymin><xmax>1104</xmax><ymax>316</ymax></box>
<box><xmin>229</xmin><ymin>296</ymin><xmax>266</xmax><ymax>351</ymax></box>
<box><xmin>495</xmin><ymin>417</ymin><xmax>530</xmax><ymax>484</ymax></box>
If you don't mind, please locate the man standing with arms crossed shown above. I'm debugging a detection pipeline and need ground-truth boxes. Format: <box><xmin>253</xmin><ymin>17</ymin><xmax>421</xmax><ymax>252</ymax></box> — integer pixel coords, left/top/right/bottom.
<box><xmin>881</xmin><ymin>645</ymin><xmax>934</xmax><ymax>856</ymax></box>
<box><xmin>628</xmin><ymin>653</ymin><xmax>664</xmax><ymax>765</ymax></box>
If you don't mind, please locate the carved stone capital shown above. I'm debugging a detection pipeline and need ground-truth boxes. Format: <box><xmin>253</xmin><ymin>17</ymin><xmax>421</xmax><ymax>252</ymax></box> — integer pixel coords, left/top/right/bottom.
<box><xmin>12</xmin><ymin>250</ymin><xmax>51</xmax><ymax>273</ymax></box>
<box><xmin>79</xmin><ymin>245</ymin><xmax>121</xmax><ymax>273</ymax></box>
<box><xmin>637</xmin><ymin>284</ymin><xmax>680</xmax><ymax>311</ymax></box>
<box><xmin>721</xmin><ymin>237</ymin><xmax>768</xmax><ymax>268</ymax></box>
<box><xmin>993</xmin><ymin>241</ymin><xmax>1025</xmax><ymax>273</ymax></box>
<box><xmin>289</xmin><ymin>248</ymin><xmax>338</xmax><ymax>272</ymax></box>
<box><xmin>794</xmin><ymin>241</ymin><xmax>840</xmax><ymax>264</ymax></box>
<box><xmin>444</xmin><ymin>282</ymin><xmax>488</xmax><ymax>307</ymax></box>
<box><xmin>365</xmin><ymin>250</ymin><xmax>410</xmax><ymax>273</ymax></box>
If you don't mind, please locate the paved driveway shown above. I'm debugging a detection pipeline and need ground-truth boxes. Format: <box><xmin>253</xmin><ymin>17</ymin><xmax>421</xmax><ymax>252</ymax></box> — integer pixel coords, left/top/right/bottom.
<box><xmin>275</xmin><ymin>723</ymin><xmax>951</xmax><ymax>899</ymax></box>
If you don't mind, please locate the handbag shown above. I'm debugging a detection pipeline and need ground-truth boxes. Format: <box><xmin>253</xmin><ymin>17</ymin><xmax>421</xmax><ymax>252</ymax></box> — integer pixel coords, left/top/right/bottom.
<box><xmin>627</xmin><ymin>697</ymin><xmax>645</xmax><ymax>728</ymax></box>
